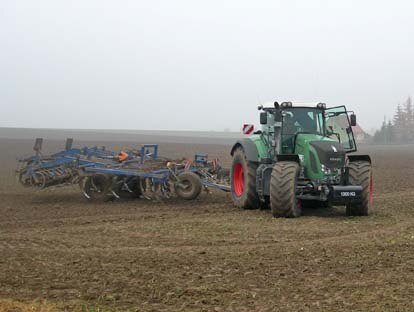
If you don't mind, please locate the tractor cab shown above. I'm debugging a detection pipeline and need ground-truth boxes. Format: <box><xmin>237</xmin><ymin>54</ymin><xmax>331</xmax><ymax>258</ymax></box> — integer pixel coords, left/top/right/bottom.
<box><xmin>260</xmin><ymin>102</ymin><xmax>357</xmax><ymax>156</ymax></box>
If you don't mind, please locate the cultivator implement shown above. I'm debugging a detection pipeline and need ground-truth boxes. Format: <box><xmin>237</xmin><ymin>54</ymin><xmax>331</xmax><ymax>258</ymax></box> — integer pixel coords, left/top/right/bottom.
<box><xmin>17</xmin><ymin>138</ymin><xmax>230</xmax><ymax>202</ymax></box>
<box><xmin>17</xmin><ymin>138</ymin><xmax>115</xmax><ymax>189</ymax></box>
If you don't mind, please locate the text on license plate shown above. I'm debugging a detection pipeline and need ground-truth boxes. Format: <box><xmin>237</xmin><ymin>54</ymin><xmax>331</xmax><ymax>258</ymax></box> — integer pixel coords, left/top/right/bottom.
<box><xmin>341</xmin><ymin>191</ymin><xmax>356</xmax><ymax>197</ymax></box>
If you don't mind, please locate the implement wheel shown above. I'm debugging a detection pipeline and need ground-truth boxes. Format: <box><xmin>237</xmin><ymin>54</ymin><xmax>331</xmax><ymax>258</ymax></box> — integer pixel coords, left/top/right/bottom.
<box><xmin>270</xmin><ymin>161</ymin><xmax>301</xmax><ymax>218</ymax></box>
<box><xmin>82</xmin><ymin>174</ymin><xmax>113</xmax><ymax>202</ymax></box>
<box><xmin>230</xmin><ymin>147</ymin><xmax>260</xmax><ymax>209</ymax></box>
<box><xmin>346</xmin><ymin>161</ymin><xmax>372</xmax><ymax>216</ymax></box>
<box><xmin>175</xmin><ymin>172</ymin><xmax>202</xmax><ymax>200</ymax></box>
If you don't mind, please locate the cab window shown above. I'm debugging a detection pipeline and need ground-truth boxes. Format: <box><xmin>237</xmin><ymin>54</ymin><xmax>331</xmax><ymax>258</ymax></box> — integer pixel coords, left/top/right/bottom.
<box><xmin>325</xmin><ymin>106</ymin><xmax>356</xmax><ymax>151</ymax></box>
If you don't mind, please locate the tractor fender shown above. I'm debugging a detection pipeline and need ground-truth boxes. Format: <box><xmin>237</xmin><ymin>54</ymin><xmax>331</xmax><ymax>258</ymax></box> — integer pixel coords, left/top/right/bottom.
<box><xmin>347</xmin><ymin>155</ymin><xmax>371</xmax><ymax>164</ymax></box>
<box><xmin>230</xmin><ymin>139</ymin><xmax>259</xmax><ymax>162</ymax></box>
<box><xmin>276</xmin><ymin>154</ymin><xmax>300</xmax><ymax>164</ymax></box>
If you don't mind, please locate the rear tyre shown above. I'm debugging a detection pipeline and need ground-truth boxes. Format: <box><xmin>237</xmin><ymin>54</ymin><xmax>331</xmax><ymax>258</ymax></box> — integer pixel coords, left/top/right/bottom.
<box><xmin>175</xmin><ymin>172</ymin><xmax>202</xmax><ymax>200</ymax></box>
<box><xmin>346</xmin><ymin>161</ymin><xmax>372</xmax><ymax>216</ymax></box>
<box><xmin>270</xmin><ymin>161</ymin><xmax>301</xmax><ymax>218</ymax></box>
<box><xmin>230</xmin><ymin>147</ymin><xmax>260</xmax><ymax>209</ymax></box>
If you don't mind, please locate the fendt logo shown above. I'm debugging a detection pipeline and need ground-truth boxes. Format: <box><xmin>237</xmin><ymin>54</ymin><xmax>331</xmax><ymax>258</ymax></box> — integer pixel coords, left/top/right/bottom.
<box><xmin>331</xmin><ymin>145</ymin><xmax>338</xmax><ymax>152</ymax></box>
<box><xmin>243</xmin><ymin>124</ymin><xmax>254</xmax><ymax>135</ymax></box>
<box><xmin>330</xmin><ymin>157</ymin><xmax>342</xmax><ymax>162</ymax></box>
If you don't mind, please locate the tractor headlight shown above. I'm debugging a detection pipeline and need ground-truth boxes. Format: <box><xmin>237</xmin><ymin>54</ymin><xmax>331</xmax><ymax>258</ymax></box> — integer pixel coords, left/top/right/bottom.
<box><xmin>321</xmin><ymin>164</ymin><xmax>342</xmax><ymax>181</ymax></box>
<box><xmin>321</xmin><ymin>164</ymin><xmax>331</xmax><ymax>174</ymax></box>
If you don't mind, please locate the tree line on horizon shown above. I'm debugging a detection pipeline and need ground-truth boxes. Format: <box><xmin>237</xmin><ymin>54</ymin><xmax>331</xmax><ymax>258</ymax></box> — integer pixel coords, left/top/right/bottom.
<box><xmin>373</xmin><ymin>96</ymin><xmax>414</xmax><ymax>144</ymax></box>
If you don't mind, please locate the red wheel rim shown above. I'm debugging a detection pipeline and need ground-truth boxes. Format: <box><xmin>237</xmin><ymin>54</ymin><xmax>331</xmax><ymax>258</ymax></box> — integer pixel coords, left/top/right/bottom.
<box><xmin>369</xmin><ymin>174</ymin><xmax>373</xmax><ymax>204</ymax></box>
<box><xmin>233</xmin><ymin>163</ymin><xmax>244</xmax><ymax>197</ymax></box>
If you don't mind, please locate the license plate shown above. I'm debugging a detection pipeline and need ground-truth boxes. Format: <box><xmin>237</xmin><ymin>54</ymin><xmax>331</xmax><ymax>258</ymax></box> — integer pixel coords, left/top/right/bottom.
<box><xmin>341</xmin><ymin>191</ymin><xmax>356</xmax><ymax>197</ymax></box>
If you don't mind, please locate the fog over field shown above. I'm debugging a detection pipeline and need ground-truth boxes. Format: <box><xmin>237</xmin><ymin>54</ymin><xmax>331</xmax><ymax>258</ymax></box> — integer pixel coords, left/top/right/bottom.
<box><xmin>2</xmin><ymin>0</ymin><xmax>414</xmax><ymax>132</ymax></box>
<box><xmin>0</xmin><ymin>127</ymin><xmax>242</xmax><ymax>145</ymax></box>
<box><xmin>2</xmin><ymin>2</ymin><xmax>414</xmax><ymax>311</ymax></box>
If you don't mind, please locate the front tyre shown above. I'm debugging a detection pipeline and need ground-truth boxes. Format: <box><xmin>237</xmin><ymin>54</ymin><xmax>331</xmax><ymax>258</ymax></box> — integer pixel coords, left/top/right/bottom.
<box><xmin>346</xmin><ymin>161</ymin><xmax>372</xmax><ymax>216</ymax></box>
<box><xmin>230</xmin><ymin>147</ymin><xmax>260</xmax><ymax>209</ymax></box>
<box><xmin>270</xmin><ymin>161</ymin><xmax>301</xmax><ymax>218</ymax></box>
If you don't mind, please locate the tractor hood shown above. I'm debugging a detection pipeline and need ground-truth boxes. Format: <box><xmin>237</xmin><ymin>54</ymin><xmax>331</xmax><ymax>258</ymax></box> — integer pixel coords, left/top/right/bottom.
<box><xmin>295</xmin><ymin>134</ymin><xmax>346</xmax><ymax>179</ymax></box>
<box><xmin>309</xmin><ymin>140</ymin><xmax>345</xmax><ymax>169</ymax></box>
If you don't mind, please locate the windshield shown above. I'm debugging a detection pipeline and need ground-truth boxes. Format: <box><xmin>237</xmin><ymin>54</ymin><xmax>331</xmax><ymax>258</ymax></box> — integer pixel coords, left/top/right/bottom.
<box><xmin>325</xmin><ymin>106</ymin><xmax>356</xmax><ymax>151</ymax></box>
<box><xmin>282</xmin><ymin>108</ymin><xmax>325</xmax><ymax>135</ymax></box>
<box><xmin>280</xmin><ymin>108</ymin><xmax>325</xmax><ymax>154</ymax></box>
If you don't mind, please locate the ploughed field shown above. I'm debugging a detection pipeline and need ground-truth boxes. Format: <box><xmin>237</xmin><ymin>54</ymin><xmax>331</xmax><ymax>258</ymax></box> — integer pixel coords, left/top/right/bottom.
<box><xmin>1</xmin><ymin>136</ymin><xmax>414</xmax><ymax>311</ymax></box>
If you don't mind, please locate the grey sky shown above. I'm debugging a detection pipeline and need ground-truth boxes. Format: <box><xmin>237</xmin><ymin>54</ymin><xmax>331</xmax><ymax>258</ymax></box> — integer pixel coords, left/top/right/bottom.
<box><xmin>1</xmin><ymin>0</ymin><xmax>413</xmax><ymax>132</ymax></box>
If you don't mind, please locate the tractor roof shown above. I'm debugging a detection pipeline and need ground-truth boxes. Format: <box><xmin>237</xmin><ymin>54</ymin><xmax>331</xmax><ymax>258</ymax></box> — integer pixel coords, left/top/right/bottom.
<box><xmin>261</xmin><ymin>102</ymin><xmax>327</xmax><ymax>109</ymax></box>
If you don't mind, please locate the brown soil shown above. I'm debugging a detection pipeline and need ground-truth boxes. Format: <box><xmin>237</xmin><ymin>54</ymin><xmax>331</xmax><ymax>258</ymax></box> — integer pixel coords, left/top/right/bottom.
<box><xmin>1</xmin><ymin>138</ymin><xmax>414</xmax><ymax>311</ymax></box>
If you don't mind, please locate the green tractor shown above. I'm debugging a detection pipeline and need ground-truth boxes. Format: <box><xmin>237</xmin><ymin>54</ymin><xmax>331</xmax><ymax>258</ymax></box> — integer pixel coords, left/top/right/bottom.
<box><xmin>230</xmin><ymin>102</ymin><xmax>372</xmax><ymax>218</ymax></box>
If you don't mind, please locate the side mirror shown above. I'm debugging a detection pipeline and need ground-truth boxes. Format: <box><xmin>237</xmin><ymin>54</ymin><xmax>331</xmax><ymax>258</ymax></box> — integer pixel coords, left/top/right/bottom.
<box><xmin>350</xmin><ymin>114</ymin><xmax>357</xmax><ymax>127</ymax></box>
<box><xmin>260</xmin><ymin>112</ymin><xmax>267</xmax><ymax>125</ymax></box>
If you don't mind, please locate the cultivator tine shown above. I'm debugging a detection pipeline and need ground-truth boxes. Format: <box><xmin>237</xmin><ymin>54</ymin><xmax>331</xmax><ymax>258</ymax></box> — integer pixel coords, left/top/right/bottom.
<box><xmin>79</xmin><ymin>177</ymin><xmax>91</xmax><ymax>199</ymax></box>
<box><xmin>140</xmin><ymin>177</ymin><xmax>163</xmax><ymax>201</ymax></box>
<box><xmin>122</xmin><ymin>181</ymin><xmax>133</xmax><ymax>194</ymax></box>
<box><xmin>160</xmin><ymin>183</ymin><xmax>172</xmax><ymax>198</ymax></box>
<box><xmin>111</xmin><ymin>190</ymin><xmax>120</xmax><ymax>199</ymax></box>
